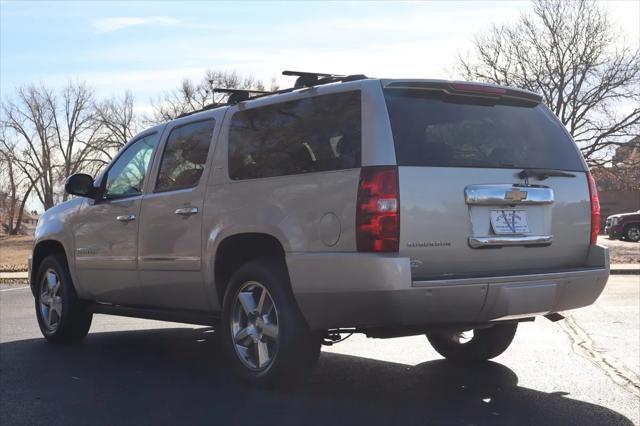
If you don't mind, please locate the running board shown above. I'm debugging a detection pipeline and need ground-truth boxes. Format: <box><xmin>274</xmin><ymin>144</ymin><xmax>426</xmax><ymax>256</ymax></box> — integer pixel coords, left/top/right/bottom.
<box><xmin>89</xmin><ymin>303</ymin><xmax>219</xmax><ymax>326</ymax></box>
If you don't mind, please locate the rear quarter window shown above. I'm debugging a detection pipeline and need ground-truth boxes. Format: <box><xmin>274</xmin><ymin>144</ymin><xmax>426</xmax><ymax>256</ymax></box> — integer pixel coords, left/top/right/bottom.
<box><xmin>384</xmin><ymin>89</ymin><xmax>585</xmax><ymax>171</ymax></box>
<box><xmin>228</xmin><ymin>91</ymin><xmax>361</xmax><ymax>180</ymax></box>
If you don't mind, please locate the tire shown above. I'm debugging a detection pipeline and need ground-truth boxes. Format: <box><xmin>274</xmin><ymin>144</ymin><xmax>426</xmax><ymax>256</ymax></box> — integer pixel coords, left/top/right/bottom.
<box><xmin>427</xmin><ymin>323</ymin><xmax>518</xmax><ymax>363</ymax></box>
<box><xmin>220</xmin><ymin>258</ymin><xmax>321</xmax><ymax>385</ymax></box>
<box><xmin>34</xmin><ymin>254</ymin><xmax>92</xmax><ymax>343</ymax></box>
<box><xmin>624</xmin><ymin>224</ymin><xmax>640</xmax><ymax>242</ymax></box>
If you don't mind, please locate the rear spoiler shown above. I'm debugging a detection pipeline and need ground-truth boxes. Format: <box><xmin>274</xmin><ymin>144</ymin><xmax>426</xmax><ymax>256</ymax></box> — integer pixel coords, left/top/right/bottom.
<box><xmin>384</xmin><ymin>80</ymin><xmax>542</xmax><ymax>104</ymax></box>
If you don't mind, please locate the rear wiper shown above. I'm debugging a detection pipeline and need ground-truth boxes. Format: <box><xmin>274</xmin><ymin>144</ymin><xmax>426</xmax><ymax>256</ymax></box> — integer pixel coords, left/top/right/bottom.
<box><xmin>518</xmin><ymin>169</ymin><xmax>576</xmax><ymax>181</ymax></box>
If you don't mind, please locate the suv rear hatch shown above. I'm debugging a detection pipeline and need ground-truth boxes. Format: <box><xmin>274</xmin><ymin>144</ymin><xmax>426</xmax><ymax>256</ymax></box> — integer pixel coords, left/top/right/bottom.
<box><xmin>383</xmin><ymin>81</ymin><xmax>592</xmax><ymax>279</ymax></box>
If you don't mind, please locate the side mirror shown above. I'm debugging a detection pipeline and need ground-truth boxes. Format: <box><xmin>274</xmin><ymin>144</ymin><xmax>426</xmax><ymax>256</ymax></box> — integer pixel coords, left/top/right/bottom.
<box><xmin>65</xmin><ymin>173</ymin><xmax>96</xmax><ymax>198</ymax></box>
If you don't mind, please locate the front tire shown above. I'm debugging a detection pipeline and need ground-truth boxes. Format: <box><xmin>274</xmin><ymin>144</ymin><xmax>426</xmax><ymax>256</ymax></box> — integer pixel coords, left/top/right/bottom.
<box><xmin>624</xmin><ymin>224</ymin><xmax>640</xmax><ymax>242</ymax></box>
<box><xmin>427</xmin><ymin>323</ymin><xmax>517</xmax><ymax>363</ymax></box>
<box><xmin>220</xmin><ymin>258</ymin><xmax>321</xmax><ymax>385</ymax></box>
<box><xmin>34</xmin><ymin>254</ymin><xmax>92</xmax><ymax>343</ymax></box>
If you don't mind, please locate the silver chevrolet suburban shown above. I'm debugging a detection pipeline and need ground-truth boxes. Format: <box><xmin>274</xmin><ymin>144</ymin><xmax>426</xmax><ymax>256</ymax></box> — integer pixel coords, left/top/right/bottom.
<box><xmin>30</xmin><ymin>72</ymin><xmax>609</xmax><ymax>384</ymax></box>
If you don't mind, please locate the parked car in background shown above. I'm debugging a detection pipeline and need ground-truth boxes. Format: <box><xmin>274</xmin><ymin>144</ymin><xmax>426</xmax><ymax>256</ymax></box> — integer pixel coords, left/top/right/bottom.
<box><xmin>29</xmin><ymin>72</ymin><xmax>609</xmax><ymax>385</ymax></box>
<box><xmin>605</xmin><ymin>211</ymin><xmax>640</xmax><ymax>242</ymax></box>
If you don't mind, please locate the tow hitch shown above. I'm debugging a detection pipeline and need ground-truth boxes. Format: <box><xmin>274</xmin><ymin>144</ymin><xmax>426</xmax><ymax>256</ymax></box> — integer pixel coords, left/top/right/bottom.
<box><xmin>544</xmin><ymin>312</ymin><xmax>566</xmax><ymax>322</ymax></box>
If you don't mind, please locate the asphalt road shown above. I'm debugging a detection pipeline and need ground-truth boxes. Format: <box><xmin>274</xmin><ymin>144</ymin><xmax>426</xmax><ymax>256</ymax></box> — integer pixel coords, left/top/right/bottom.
<box><xmin>1</xmin><ymin>276</ymin><xmax>639</xmax><ymax>426</ymax></box>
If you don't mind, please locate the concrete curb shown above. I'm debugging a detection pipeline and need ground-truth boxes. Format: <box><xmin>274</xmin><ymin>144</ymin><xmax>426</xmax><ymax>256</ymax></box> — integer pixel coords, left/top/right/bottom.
<box><xmin>609</xmin><ymin>266</ymin><xmax>640</xmax><ymax>275</ymax></box>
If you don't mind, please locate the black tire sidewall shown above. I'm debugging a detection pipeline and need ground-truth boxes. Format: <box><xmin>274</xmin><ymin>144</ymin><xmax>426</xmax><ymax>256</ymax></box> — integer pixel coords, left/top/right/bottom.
<box><xmin>220</xmin><ymin>258</ymin><xmax>319</xmax><ymax>385</ymax></box>
<box><xmin>624</xmin><ymin>225</ymin><xmax>640</xmax><ymax>242</ymax></box>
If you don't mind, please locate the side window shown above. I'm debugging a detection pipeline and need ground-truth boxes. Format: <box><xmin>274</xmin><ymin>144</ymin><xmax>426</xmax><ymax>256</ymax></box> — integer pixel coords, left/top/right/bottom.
<box><xmin>104</xmin><ymin>133</ymin><xmax>158</xmax><ymax>199</ymax></box>
<box><xmin>228</xmin><ymin>91</ymin><xmax>361</xmax><ymax>180</ymax></box>
<box><xmin>155</xmin><ymin>119</ymin><xmax>216</xmax><ymax>192</ymax></box>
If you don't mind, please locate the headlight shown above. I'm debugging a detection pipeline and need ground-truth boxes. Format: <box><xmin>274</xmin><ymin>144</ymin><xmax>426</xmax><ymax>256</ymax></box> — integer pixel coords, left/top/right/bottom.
<box><xmin>611</xmin><ymin>217</ymin><xmax>620</xmax><ymax>226</ymax></box>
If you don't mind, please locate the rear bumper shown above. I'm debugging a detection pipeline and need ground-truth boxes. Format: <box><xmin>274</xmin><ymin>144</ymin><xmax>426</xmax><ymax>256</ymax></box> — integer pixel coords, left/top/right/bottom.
<box><xmin>286</xmin><ymin>245</ymin><xmax>609</xmax><ymax>330</ymax></box>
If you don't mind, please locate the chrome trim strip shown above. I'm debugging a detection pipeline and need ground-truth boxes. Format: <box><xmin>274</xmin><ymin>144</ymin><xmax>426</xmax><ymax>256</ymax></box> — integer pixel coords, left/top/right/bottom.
<box><xmin>75</xmin><ymin>256</ymin><xmax>137</xmax><ymax>262</ymax></box>
<box><xmin>465</xmin><ymin>184</ymin><xmax>554</xmax><ymax>205</ymax></box>
<box><xmin>468</xmin><ymin>235</ymin><xmax>553</xmax><ymax>248</ymax></box>
<box><xmin>138</xmin><ymin>256</ymin><xmax>200</xmax><ymax>262</ymax></box>
<box><xmin>412</xmin><ymin>267</ymin><xmax>608</xmax><ymax>288</ymax></box>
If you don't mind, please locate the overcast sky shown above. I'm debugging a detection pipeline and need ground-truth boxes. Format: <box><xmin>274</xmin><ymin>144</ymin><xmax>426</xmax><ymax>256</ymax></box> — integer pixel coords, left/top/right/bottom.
<box><xmin>2</xmin><ymin>0</ymin><xmax>638</xmax><ymax>111</ymax></box>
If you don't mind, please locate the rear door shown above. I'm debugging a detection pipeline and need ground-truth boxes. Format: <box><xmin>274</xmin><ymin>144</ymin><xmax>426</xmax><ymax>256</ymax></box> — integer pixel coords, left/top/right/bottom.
<box><xmin>137</xmin><ymin>116</ymin><xmax>218</xmax><ymax>310</ymax></box>
<box><xmin>383</xmin><ymin>84</ymin><xmax>590</xmax><ymax>279</ymax></box>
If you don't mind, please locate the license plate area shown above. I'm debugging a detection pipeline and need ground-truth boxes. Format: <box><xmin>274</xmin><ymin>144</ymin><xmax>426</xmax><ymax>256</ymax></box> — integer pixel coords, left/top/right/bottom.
<box><xmin>490</xmin><ymin>209</ymin><xmax>530</xmax><ymax>235</ymax></box>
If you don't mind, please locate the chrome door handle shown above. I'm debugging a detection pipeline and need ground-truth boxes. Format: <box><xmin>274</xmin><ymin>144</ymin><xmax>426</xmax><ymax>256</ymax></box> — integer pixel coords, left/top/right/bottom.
<box><xmin>174</xmin><ymin>207</ymin><xmax>199</xmax><ymax>216</ymax></box>
<box><xmin>116</xmin><ymin>214</ymin><xmax>136</xmax><ymax>222</ymax></box>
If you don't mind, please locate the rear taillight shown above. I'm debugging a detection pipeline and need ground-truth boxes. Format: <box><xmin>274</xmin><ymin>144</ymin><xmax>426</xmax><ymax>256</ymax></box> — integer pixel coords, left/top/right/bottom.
<box><xmin>356</xmin><ymin>166</ymin><xmax>399</xmax><ymax>252</ymax></box>
<box><xmin>587</xmin><ymin>171</ymin><xmax>600</xmax><ymax>245</ymax></box>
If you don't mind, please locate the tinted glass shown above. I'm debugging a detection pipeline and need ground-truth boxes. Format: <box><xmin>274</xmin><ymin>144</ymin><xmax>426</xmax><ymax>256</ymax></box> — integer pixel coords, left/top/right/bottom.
<box><xmin>104</xmin><ymin>133</ymin><xmax>158</xmax><ymax>199</ymax></box>
<box><xmin>229</xmin><ymin>91</ymin><xmax>361</xmax><ymax>180</ymax></box>
<box><xmin>156</xmin><ymin>119</ymin><xmax>216</xmax><ymax>192</ymax></box>
<box><xmin>384</xmin><ymin>89</ymin><xmax>585</xmax><ymax>171</ymax></box>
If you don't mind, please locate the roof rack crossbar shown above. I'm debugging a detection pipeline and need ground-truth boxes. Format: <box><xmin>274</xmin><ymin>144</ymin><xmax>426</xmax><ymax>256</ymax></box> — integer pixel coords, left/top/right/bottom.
<box><xmin>213</xmin><ymin>88</ymin><xmax>273</xmax><ymax>105</ymax></box>
<box><xmin>282</xmin><ymin>70</ymin><xmax>367</xmax><ymax>88</ymax></box>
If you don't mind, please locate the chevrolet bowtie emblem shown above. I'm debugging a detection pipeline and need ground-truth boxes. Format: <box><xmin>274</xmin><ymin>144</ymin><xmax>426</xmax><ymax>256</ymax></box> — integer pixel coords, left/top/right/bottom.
<box><xmin>505</xmin><ymin>188</ymin><xmax>528</xmax><ymax>202</ymax></box>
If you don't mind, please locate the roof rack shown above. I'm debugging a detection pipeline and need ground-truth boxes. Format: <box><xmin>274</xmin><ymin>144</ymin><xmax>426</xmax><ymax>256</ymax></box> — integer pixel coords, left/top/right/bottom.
<box><xmin>213</xmin><ymin>88</ymin><xmax>273</xmax><ymax>105</ymax></box>
<box><xmin>177</xmin><ymin>102</ymin><xmax>225</xmax><ymax>118</ymax></box>
<box><xmin>282</xmin><ymin>70</ymin><xmax>368</xmax><ymax>88</ymax></box>
<box><xmin>175</xmin><ymin>70</ymin><xmax>368</xmax><ymax>119</ymax></box>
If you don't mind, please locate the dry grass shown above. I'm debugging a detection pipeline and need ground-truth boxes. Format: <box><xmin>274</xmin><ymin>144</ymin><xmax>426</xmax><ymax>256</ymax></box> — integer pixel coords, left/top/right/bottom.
<box><xmin>598</xmin><ymin>236</ymin><xmax>640</xmax><ymax>265</ymax></box>
<box><xmin>0</xmin><ymin>235</ymin><xmax>33</xmax><ymax>272</ymax></box>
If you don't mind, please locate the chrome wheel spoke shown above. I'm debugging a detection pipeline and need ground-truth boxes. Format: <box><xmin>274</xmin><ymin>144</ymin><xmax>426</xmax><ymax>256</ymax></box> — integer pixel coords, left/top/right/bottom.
<box><xmin>257</xmin><ymin>340</ymin><xmax>270</xmax><ymax>368</ymax></box>
<box><xmin>237</xmin><ymin>292</ymin><xmax>256</xmax><ymax>315</ymax></box>
<box><xmin>47</xmin><ymin>304</ymin><xmax>55</xmax><ymax>327</ymax></box>
<box><xmin>262</xmin><ymin>323</ymin><xmax>278</xmax><ymax>340</ymax></box>
<box><xmin>46</xmin><ymin>271</ymin><xmax>58</xmax><ymax>291</ymax></box>
<box><xmin>40</xmin><ymin>292</ymin><xmax>50</xmax><ymax>306</ymax></box>
<box><xmin>256</xmin><ymin>288</ymin><xmax>267</xmax><ymax>315</ymax></box>
<box><xmin>234</xmin><ymin>327</ymin><xmax>251</xmax><ymax>345</ymax></box>
<box><xmin>50</xmin><ymin>297</ymin><xmax>62</xmax><ymax>318</ymax></box>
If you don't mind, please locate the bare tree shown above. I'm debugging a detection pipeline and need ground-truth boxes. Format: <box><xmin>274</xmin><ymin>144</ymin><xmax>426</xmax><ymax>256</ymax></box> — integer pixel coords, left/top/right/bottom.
<box><xmin>148</xmin><ymin>70</ymin><xmax>278</xmax><ymax>123</ymax></box>
<box><xmin>458</xmin><ymin>0</ymin><xmax>640</xmax><ymax>165</ymax></box>
<box><xmin>47</xmin><ymin>82</ymin><xmax>103</xmax><ymax>201</ymax></box>
<box><xmin>94</xmin><ymin>91</ymin><xmax>140</xmax><ymax>161</ymax></box>
<box><xmin>1</xmin><ymin>82</ymin><xmax>106</xmax><ymax>208</ymax></box>
<box><xmin>0</xmin><ymin>137</ymin><xmax>36</xmax><ymax>234</ymax></box>
<box><xmin>2</xmin><ymin>85</ymin><xmax>58</xmax><ymax>209</ymax></box>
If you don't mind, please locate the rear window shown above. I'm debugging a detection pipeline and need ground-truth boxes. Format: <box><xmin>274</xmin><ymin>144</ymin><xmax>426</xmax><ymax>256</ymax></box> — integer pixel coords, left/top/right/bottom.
<box><xmin>228</xmin><ymin>91</ymin><xmax>361</xmax><ymax>180</ymax></box>
<box><xmin>384</xmin><ymin>89</ymin><xmax>585</xmax><ymax>171</ymax></box>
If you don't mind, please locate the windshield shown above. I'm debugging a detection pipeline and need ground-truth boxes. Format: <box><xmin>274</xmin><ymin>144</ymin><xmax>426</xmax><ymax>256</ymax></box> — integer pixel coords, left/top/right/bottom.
<box><xmin>384</xmin><ymin>89</ymin><xmax>585</xmax><ymax>171</ymax></box>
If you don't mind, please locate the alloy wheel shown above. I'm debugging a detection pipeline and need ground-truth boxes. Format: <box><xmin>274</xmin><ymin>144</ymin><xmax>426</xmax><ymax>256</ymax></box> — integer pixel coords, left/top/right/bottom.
<box><xmin>39</xmin><ymin>269</ymin><xmax>63</xmax><ymax>332</ymax></box>
<box><xmin>230</xmin><ymin>281</ymin><xmax>279</xmax><ymax>371</ymax></box>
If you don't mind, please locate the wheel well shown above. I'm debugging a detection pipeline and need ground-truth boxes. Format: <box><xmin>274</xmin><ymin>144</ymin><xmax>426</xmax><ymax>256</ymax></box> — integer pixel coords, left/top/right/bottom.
<box><xmin>214</xmin><ymin>233</ymin><xmax>286</xmax><ymax>303</ymax></box>
<box><xmin>31</xmin><ymin>240</ymin><xmax>67</xmax><ymax>289</ymax></box>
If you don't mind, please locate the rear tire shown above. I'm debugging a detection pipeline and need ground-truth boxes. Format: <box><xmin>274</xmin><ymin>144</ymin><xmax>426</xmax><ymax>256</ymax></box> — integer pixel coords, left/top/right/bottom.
<box><xmin>220</xmin><ymin>258</ymin><xmax>321</xmax><ymax>385</ymax></box>
<box><xmin>427</xmin><ymin>323</ymin><xmax>517</xmax><ymax>363</ymax></box>
<box><xmin>34</xmin><ymin>254</ymin><xmax>92</xmax><ymax>343</ymax></box>
<box><xmin>624</xmin><ymin>224</ymin><xmax>640</xmax><ymax>242</ymax></box>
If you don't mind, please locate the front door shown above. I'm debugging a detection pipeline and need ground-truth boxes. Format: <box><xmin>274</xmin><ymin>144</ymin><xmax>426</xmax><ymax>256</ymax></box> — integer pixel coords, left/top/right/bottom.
<box><xmin>74</xmin><ymin>132</ymin><xmax>160</xmax><ymax>304</ymax></box>
<box><xmin>137</xmin><ymin>118</ymin><xmax>217</xmax><ymax>310</ymax></box>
